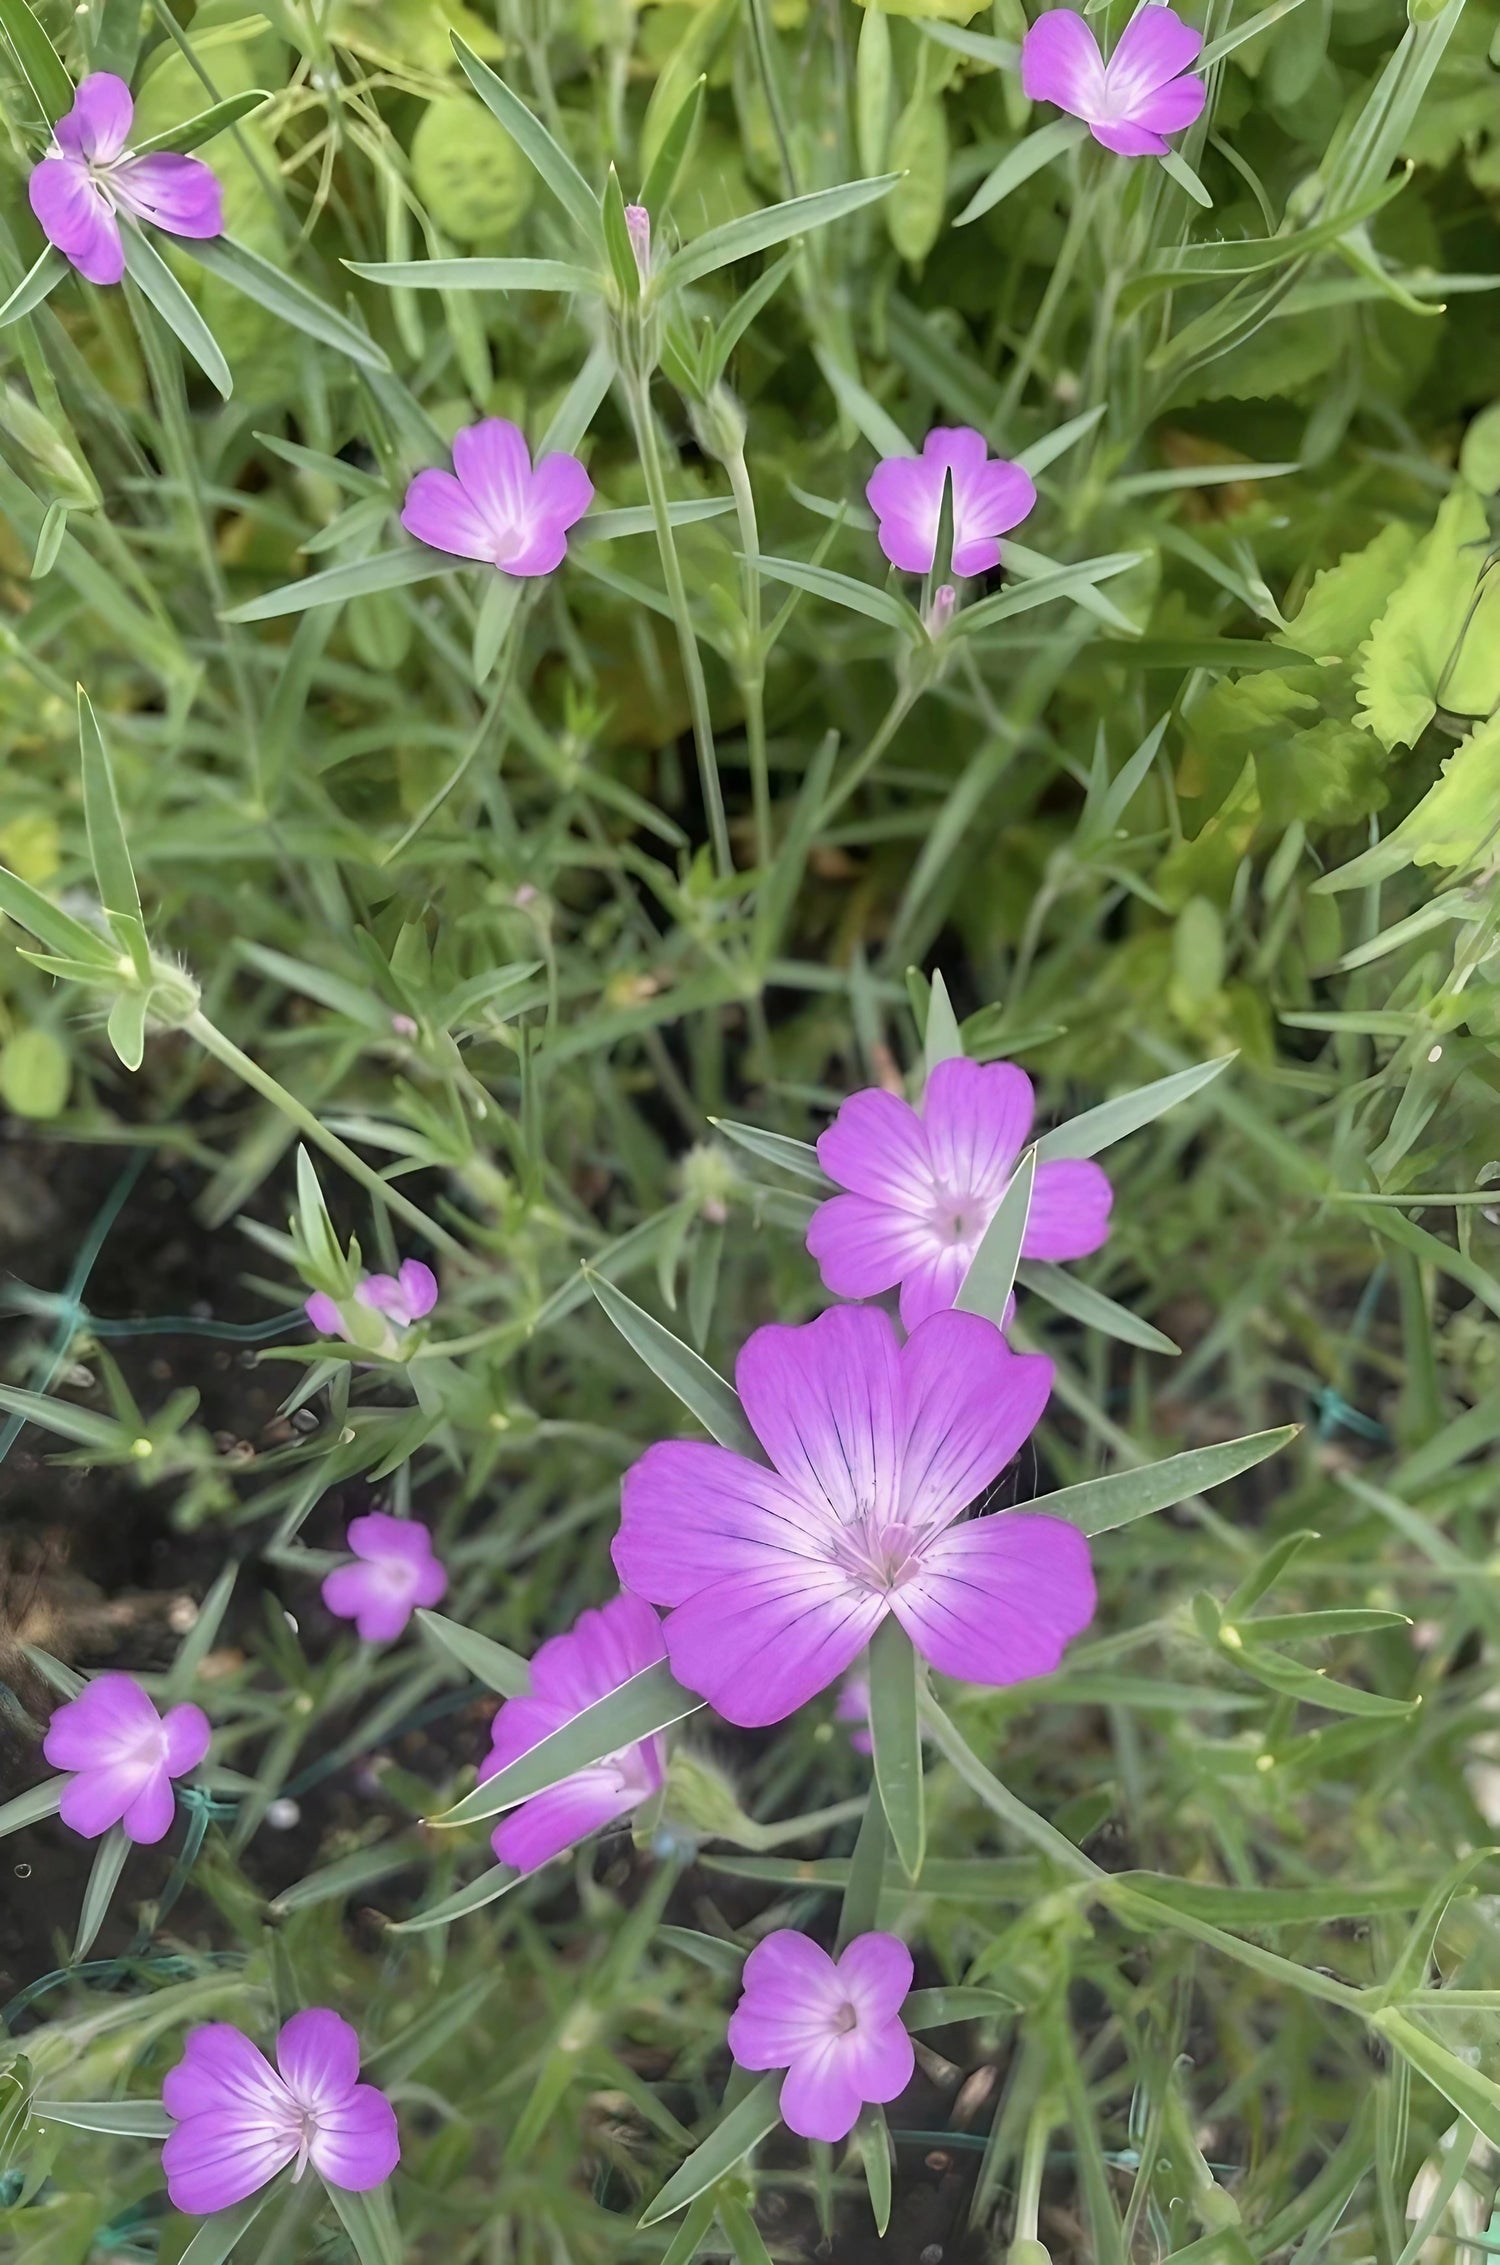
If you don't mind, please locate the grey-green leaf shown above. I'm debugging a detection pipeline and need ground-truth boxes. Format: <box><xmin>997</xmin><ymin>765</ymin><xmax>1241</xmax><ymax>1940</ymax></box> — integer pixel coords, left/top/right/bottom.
<box><xmin>868</xmin><ymin>1615</ymin><xmax>925</xmax><ymax>1882</ymax></box>
<box><xmin>1028</xmin><ymin>1425</ymin><xmax>1300</xmax><ymax>1536</ymax></box>
<box><xmin>435</xmin><ymin>1658</ymin><xmax>703</xmax><ymax>1826</ymax></box>
<box><xmin>956</xmin><ymin>1148</ymin><xmax>1035</xmax><ymax>1328</ymax></box>
<box><xmin>1036</xmin><ymin>1056</ymin><xmax>1234</xmax><ymax>1161</ymax></box>
<box><xmin>639</xmin><ymin>2073</ymin><xmax>783</xmax><ymax>2226</ymax></box>
<box><xmin>659</xmin><ymin>174</ymin><xmax>900</xmax><ymax>292</ymax></box>
<box><xmin>416</xmin><ymin>1608</ymin><xmax>531</xmax><ymax>1697</ymax></box>
<box><xmin>586</xmin><ymin>1271</ymin><xmax>762</xmax><ymax>1458</ymax></box>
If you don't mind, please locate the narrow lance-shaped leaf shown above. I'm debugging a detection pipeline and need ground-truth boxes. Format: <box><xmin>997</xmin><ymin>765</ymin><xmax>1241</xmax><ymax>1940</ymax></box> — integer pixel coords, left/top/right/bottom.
<box><xmin>1027</xmin><ymin>1426</ymin><xmax>1300</xmax><ymax>1536</ymax></box>
<box><xmin>388</xmin><ymin>1863</ymin><xmax>525</xmax><ymax>1933</ymax></box>
<box><xmin>74</xmin><ymin>1823</ymin><xmax>131</xmax><ymax>1960</ymax></box>
<box><xmin>0</xmin><ymin>246</ymin><xmax>69</xmax><ymax>330</ymax></box>
<box><xmin>1037</xmin><ymin>1055</ymin><xmax>1234</xmax><ymax>1161</ymax></box>
<box><xmin>177</xmin><ymin>2189</ymin><xmax>278</xmax><ymax>2265</ymax></box>
<box><xmin>868</xmin><ymin>1616</ymin><xmax>925</xmax><ymax>1882</ymax></box>
<box><xmin>586</xmin><ymin>1270</ymin><xmax>763</xmax><ymax>1458</ymax></box>
<box><xmin>639</xmin><ymin>2074</ymin><xmax>783</xmax><ymax>2226</ymax></box>
<box><xmin>77</xmin><ymin>688</ymin><xmax>149</xmax><ymax>976</ymax></box>
<box><xmin>434</xmin><ymin>1659</ymin><xmax>704</xmax><ymax>1826</ymax></box>
<box><xmin>0</xmin><ymin>0</ymin><xmax>76</xmax><ymax>120</ymax></box>
<box><xmin>956</xmin><ymin>117</ymin><xmax>1088</xmax><ymax>226</ymax></box>
<box><xmin>452</xmin><ymin>37</ymin><xmax>603</xmax><ymax>247</ymax></box>
<box><xmin>181</xmin><ymin>237</ymin><xmax>390</xmax><ymax>371</ymax></box>
<box><xmin>659</xmin><ymin>173</ymin><xmax>900</xmax><ymax>292</ymax></box>
<box><xmin>222</xmin><ymin>549</ymin><xmax>454</xmax><ymax>625</ymax></box>
<box><xmin>922</xmin><ymin>968</ymin><xmax>965</xmax><ymax>1075</ymax></box>
<box><xmin>956</xmin><ymin>1147</ymin><xmax>1035</xmax><ymax>1329</ymax></box>
<box><xmin>133</xmin><ymin>89</ymin><xmax>272</xmax><ymax>155</ymax></box>
<box><xmin>416</xmin><ymin>1608</ymin><xmax>530</xmax><ymax>1697</ymax></box>
<box><xmin>32</xmin><ymin>2099</ymin><xmax>174</xmax><ymax>2136</ymax></box>
<box><xmin>345</xmin><ymin>257</ymin><xmax>597</xmax><ymax>294</ymax></box>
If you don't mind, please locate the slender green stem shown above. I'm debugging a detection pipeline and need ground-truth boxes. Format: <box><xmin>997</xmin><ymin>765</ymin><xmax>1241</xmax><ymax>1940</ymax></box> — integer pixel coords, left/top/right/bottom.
<box><xmin>818</xmin><ymin>685</ymin><xmax>918</xmax><ymax>828</ymax></box>
<box><xmin>1002</xmin><ymin>162</ymin><xmax>1096</xmax><ymax>419</ymax></box>
<box><xmin>919</xmin><ymin>1687</ymin><xmax>1104</xmax><ymax>1884</ymax></box>
<box><xmin>1014</xmin><ymin>2095</ymin><xmax>1054</xmax><ymax>2250</ymax></box>
<box><xmin>624</xmin><ymin>369</ymin><xmax>734</xmax><ymax>880</ymax></box>
<box><xmin>749</xmin><ymin>1795</ymin><xmax>867</xmax><ymax>1848</ymax></box>
<box><xmin>723</xmin><ymin>438</ymin><xmax>772</xmax><ymax>868</ymax></box>
<box><xmin>186</xmin><ymin>1011</ymin><xmax>470</xmax><ymax>1263</ymax></box>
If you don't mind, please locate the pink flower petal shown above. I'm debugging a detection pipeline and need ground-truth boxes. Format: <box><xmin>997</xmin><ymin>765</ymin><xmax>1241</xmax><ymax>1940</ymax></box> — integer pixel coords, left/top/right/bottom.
<box><xmin>614</xmin><ymin>1440</ymin><xmax>820</xmax><ymax>1609</ymax></box>
<box><xmin>728</xmin><ymin>1931</ymin><xmax>842</xmax><ymax>2068</ymax></box>
<box><xmin>452</xmin><ymin>417</ymin><xmax>533</xmax><ymax>530</ymax></box>
<box><xmin>1129</xmin><ymin>71</ymin><xmax>1207</xmax><ymax>136</ymax></box>
<box><xmin>28</xmin><ymin>157</ymin><xmax>124</xmax><ymax>286</ymax></box>
<box><xmin>779</xmin><ymin>2040</ymin><xmax>865</xmax><ymax>2143</ymax></box>
<box><xmin>493</xmin><ymin>521</ymin><xmax>571</xmax><ymax>577</ymax></box>
<box><xmin>1020</xmin><ymin>9</ymin><xmax>1108</xmax><ymax>117</ymax></box>
<box><xmin>1088</xmin><ymin>115</ymin><xmax>1171</xmax><ymax>155</ymax></box>
<box><xmin>162</xmin><ymin>1702</ymin><xmax>211</xmax><ymax>1775</ymax></box>
<box><xmin>895</xmin><ymin>1311</ymin><xmax>1053</xmax><ymax>1533</ymax></box>
<box><xmin>836</xmin><ymin>2014</ymin><xmax>915</xmax><ymax>2107</ymax></box>
<box><xmin>305</xmin><ymin>1291</ymin><xmax>346</xmax><ymax>1338</ymax></box>
<box><xmin>58</xmin><ymin>1759</ymin><xmax>148</xmax><ymax>1838</ymax></box>
<box><xmin>663</xmin><ymin>1563</ymin><xmax>884</xmax><ymax>1727</ymax></box>
<box><xmin>956</xmin><ymin>460</ymin><xmax>1037</xmax><ymax>568</ymax></box>
<box><xmin>321</xmin><ymin>1562</ymin><xmax>413</xmax><ymax>1643</ymax></box>
<box><xmin>836</xmin><ymin>1932</ymin><xmax>914</xmax><ymax>2023</ymax></box>
<box><xmin>43</xmin><ymin>1672</ymin><xmax>158</xmax><ymax>1769</ymax></box>
<box><xmin>276</xmin><ymin>2008</ymin><xmax>361</xmax><ymax>2106</ymax></box>
<box><xmin>122</xmin><ymin>1767</ymin><xmax>177</xmax><ymax>1844</ymax></box>
<box><xmin>866</xmin><ymin>452</ymin><xmax>944</xmax><ymax>574</ymax></box>
<box><xmin>530</xmin><ymin>451</ymin><xmax>594</xmax><ymax>531</ymax></box>
<box><xmin>396</xmin><ymin>1257</ymin><xmax>438</xmax><ymax>1317</ymax></box>
<box><xmin>307</xmin><ymin>2084</ymin><xmax>400</xmax><ymax>2191</ymax></box>
<box><xmin>890</xmin><ymin>1511</ymin><xmax>1095</xmax><ymax>1682</ymax></box>
<box><xmin>55</xmin><ymin>73</ymin><xmax>133</xmax><ymax>164</ymax></box>
<box><xmin>163</xmin><ymin>2023</ymin><xmax>289</xmax><ymax>2125</ymax></box>
<box><xmin>346</xmin><ymin>1511</ymin><xmax>433</xmax><ymax>1566</ymax></box>
<box><xmin>400</xmin><ymin>468</ymin><xmax>495</xmax><ymax>561</ymax></box>
<box><xmin>111</xmin><ymin>153</ymin><xmax>223</xmax><ymax>239</ymax></box>
<box><xmin>484</xmin><ymin>1596</ymin><xmax>666</xmax><ymax>1771</ymax></box>
<box><xmin>491</xmin><ymin>1764</ymin><xmax>644</xmax><ymax>1872</ymax></box>
<box><xmin>805</xmin><ymin>1191</ymin><xmax>937</xmax><ymax>1302</ymax></box>
<box><xmin>816</xmin><ymin>1087</ymin><xmax>932</xmax><ymax>1208</ymax></box>
<box><xmin>896</xmin><ymin>1244</ymin><xmax>973</xmax><ymax>1331</ymax></box>
<box><xmin>921</xmin><ymin>1059</ymin><xmax>1034</xmax><ymax>1201</ymax></box>
<box><xmin>1105</xmin><ymin>5</ymin><xmax>1203</xmax><ymax>104</ymax></box>
<box><xmin>735</xmin><ymin>1305</ymin><xmax>903</xmax><ymax>1527</ymax></box>
<box><xmin>161</xmin><ymin>2112</ymin><xmax>297</xmax><ymax>2215</ymax></box>
<box><xmin>1023</xmin><ymin>1157</ymin><xmax>1113</xmax><ymax>1261</ymax></box>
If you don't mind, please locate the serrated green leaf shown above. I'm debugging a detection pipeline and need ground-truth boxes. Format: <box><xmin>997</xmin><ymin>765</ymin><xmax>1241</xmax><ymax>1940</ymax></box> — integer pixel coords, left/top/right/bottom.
<box><xmin>1317</xmin><ymin>714</ymin><xmax>1500</xmax><ymax>892</ymax></box>
<box><xmin>1355</xmin><ymin>485</ymin><xmax>1489</xmax><ymax>748</ymax></box>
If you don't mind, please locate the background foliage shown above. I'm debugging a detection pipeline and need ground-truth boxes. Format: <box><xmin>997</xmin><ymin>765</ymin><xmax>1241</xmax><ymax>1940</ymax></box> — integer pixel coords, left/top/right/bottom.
<box><xmin>2</xmin><ymin>0</ymin><xmax>1500</xmax><ymax>2255</ymax></box>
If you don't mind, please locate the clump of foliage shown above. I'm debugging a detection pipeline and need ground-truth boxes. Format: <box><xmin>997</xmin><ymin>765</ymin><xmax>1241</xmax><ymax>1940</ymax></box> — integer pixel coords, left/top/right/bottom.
<box><xmin>2</xmin><ymin>0</ymin><xmax>1500</xmax><ymax>2257</ymax></box>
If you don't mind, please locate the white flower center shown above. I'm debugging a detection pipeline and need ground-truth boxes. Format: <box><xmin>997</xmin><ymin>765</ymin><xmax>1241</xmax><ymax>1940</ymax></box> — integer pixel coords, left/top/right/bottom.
<box><xmin>828</xmin><ymin>1510</ymin><xmax>925</xmax><ymax>1596</ymax></box>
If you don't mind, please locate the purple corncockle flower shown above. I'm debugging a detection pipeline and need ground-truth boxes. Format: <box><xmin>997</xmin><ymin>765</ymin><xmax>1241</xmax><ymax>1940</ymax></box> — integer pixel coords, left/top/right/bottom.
<box><xmin>401</xmin><ymin>418</ymin><xmax>594</xmax><ymax>578</ymax></box>
<box><xmin>305</xmin><ymin>1259</ymin><xmax>438</xmax><ymax>1350</ymax></box>
<box><xmin>613</xmin><ymin>1303</ymin><xmax>1094</xmax><ymax>1727</ymax></box>
<box><xmin>162</xmin><ymin>2009</ymin><xmax>399</xmax><ymax>2214</ymax></box>
<box><xmin>28</xmin><ymin>73</ymin><xmax>222</xmax><ymax>289</ymax></box>
<box><xmin>321</xmin><ymin>1513</ymin><xmax>448</xmax><ymax>1642</ymax></box>
<box><xmin>807</xmin><ymin>1057</ymin><xmax>1114</xmax><ymax>1330</ymax></box>
<box><xmin>866</xmin><ymin>429</ymin><xmax>1036</xmax><ymax>578</ymax></box>
<box><xmin>481</xmin><ymin>1595</ymin><xmax>667</xmax><ymax>1873</ymax></box>
<box><xmin>42</xmin><ymin>1672</ymin><xmax>209</xmax><ymax>1844</ymax></box>
<box><xmin>727</xmin><ymin>1930</ymin><xmax>915</xmax><ymax>2143</ymax></box>
<box><xmin>1021</xmin><ymin>6</ymin><xmax>1206</xmax><ymax>157</ymax></box>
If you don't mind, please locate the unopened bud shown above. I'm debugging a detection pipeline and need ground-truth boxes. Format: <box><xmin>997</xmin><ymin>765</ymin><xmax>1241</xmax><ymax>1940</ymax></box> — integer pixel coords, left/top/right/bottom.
<box><xmin>625</xmin><ymin>202</ymin><xmax>651</xmax><ymax>281</ymax></box>
<box><xmin>926</xmin><ymin>583</ymin><xmax>957</xmax><ymax>639</ymax></box>
<box><xmin>663</xmin><ymin>1749</ymin><xmax>756</xmax><ymax>1842</ymax></box>
<box><xmin>688</xmin><ymin>384</ymin><xmax>748</xmax><ymax>465</ymax></box>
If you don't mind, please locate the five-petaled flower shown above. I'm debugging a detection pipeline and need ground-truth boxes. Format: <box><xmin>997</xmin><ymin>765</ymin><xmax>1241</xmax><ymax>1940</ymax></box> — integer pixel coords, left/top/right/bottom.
<box><xmin>728</xmin><ymin>1930</ymin><xmax>915</xmax><ymax>2143</ymax></box>
<box><xmin>613</xmin><ymin>1303</ymin><xmax>1094</xmax><ymax>1727</ymax></box>
<box><xmin>807</xmin><ymin>1057</ymin><xmax>1113</xmax><ymax>1329</ymax></box>
<box><xmin>867</xmin><ymin>428</ymin><xmax>1036</xmax><ymax>578</ymax></box>
<box><xmin>162</xmin><ymin>2010</ymin><xmax>399</xmax><ymax>2214</ymax></box>
<box><xmin>1021</xmin><ymin>5</ymin><xmax>1206</xmax><ymax>157</ymax></box>
<box><xmin>43</xmin><ymin>1671</ymin><xmax>209</xmax><ymax>1844</ymax></box>
<box><xmin>321</xmin><ymin>1513</ymin><xmax>448</xmax><ymax>1643</ymax></box>
<box><xmin>28</xmin><ymin>73</ymin><xmax>222</xmax><ymax>289</ymax></box>
<box><xmin>401</xmin><ymin>418</ymin><xmax>594</xmax><ymax>578</ymax></box>
<box><xmin>482</xmin><ymin>1594</ymin><xmax>667</xmax><ymax>1873</ymax></box>
<box><xmin>306</xmin><ymin>1259</ymin><xmax>438</xmax><ymax>1353</ymax></box>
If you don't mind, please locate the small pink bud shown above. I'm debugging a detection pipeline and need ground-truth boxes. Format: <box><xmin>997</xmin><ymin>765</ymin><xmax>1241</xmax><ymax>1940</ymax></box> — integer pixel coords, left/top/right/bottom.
<box><xmin>926</xmin><ymin>583</ymin><xmax>957</xmax><ymax>638</ymax></box>
<box><xmin>624</xmin><ymin>203</ymin><xmax>651</xmax><ymax>281</ymax></box>
<box><xmin>391</xmin><ymin>1013</ymin><xmax>417</xmax><ymax>1037</ymax></box>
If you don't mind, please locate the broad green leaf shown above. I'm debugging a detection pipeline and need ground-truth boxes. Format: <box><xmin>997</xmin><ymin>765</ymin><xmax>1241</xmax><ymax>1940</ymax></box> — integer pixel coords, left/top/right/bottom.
<box><xmin>179</xmin><ymin>2190</ymin><xmax>277</xmax><ymax>2265</ymax></box>
<box><xmin>74</xmin><ymin>1824</ymin><xmax>130</xmax><ymax>1959</ymax></box>
<box><xmin>754</xmin><ymin>554</ymin><xmax>919</xmax><ymax>634</ymax></box>
<box><xmin>0</xmin><ymin>0</ymin><xmax>75</xmax><ymax>120</ymax></box>
<box><xmin>1354</xmin><ymin>485</ymin><xmax>1489</xmax><ymax>748</ymax></box>
<box><xmin>639</xmin><ymin>2074</ymin><xmax>782</xmax><ymax>2226</ymax></box>
<box><xmin>0</xmin><ymin>1777</ymin><xmax>64</xmax><ymax>1838</ymax></box>
<box><xmin>1015</xmin><ymin>1261</ymin><xmax>1179</xmax><ymax>1357</ymax></box>
<box><xmin>388</xmin><ymin>1862</ymin><xmax>524</xmax><ymax>1932</ymax></box>
<box><xmin>586</xmin><ymin>1271</ymin><xmax>762</xmax><ymax>1457</ymax></box>
<box><xmin>32</xmin><ymin>2099</ymin><xmax>173</xmax><ymax>2136</ymax></box>
<box><xmin>868</xmin><ymin>1616</ymin><xmax>924</xmax><ymax>1882</ymax></box>
<box><xmin>922</xmin><ymin>967</ymin><xmax>965</xmax><ymax>1073</ymax></box>
<box><xmin>326</xmin><ymin>2178</ymin><xmax>403</xmax><ymax>2265</ymax></box>
<box><xmin>1037</xmin><ymin>1056</ymin><xmax>1233</xmax><ymax>1161</ymax></box>
<box><xmin>956</xmin><ymin>118</ymin><xmax>1088</xmax><ymax>226</ymax></box>
<box><xmin>710</xmin><ymin>1117</ymin><xmax>832</xmax><ymax>1187</ymax></box>
<box><xmin>858</xmin><ymin>2105</ymin><xmax>893</xmax><ymax>2237</ymax></box>
<box><xmin>659</xmin><ymin>174</ymin><xmax>899</xmax><ymax>292</ymax></box>
<box><xmin>452</xmin><ymin>38</ymin><xmax>602</xmax><ymax>247</ymax></box>
<box><xmin>222</xmin><ymin>549</ymin><xmax>452</xmax><ymax>623</ymax></box>
<box><xmin>436</xmin><ymin>1658</ymin><xmax>703</xmax><ymax>1825</ymax></box>
<box><xmin>886</xmin><ymin>95</ymin><xmax>947</xmax><ymax>266</ymax></box>
<box><xmin>0</xmin><ymin>245</ymin><xmax>68</xmax><ymax>329</ymax></box>
<box><xmin>133</xmin><ymin>90</ymin><xmax>271</xmax><ymax>155</ymax></box>
<box><xmin>1027</xmin><ymin>1426</ymin><xmax>1300</xmax><ymax>1536</ymax></box>
<box><xmin>1316</xmin><ymin>714</ymin><xmax>1500</xmax><ymax>892</ymax></box>
<box><xmin>182</xmin><ymin>237</ymin><xmax>390</xmax><ymax>370</ymax></box>
<box><xmin>956</xmin><ymin>1147</ymin><xmax>1034</xmax><ymax>1326</ymax></box>
<box><xmin>411</xmin><ymin>88</ymin><xmax>535</xmax><ymax>245</ymax></box>
<box><xmin>347</xmin><ymin>257</ymin><xmax>595</xmax><ymax>293</ymax></box>
<box><xmin>416</xmin><ymin>1608</ymin><xmax>530</xmax><ymax>1696</ymax></box>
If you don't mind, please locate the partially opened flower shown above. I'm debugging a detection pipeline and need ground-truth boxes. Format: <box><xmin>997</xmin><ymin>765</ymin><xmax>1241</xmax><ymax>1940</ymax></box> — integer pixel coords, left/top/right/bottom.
<box><xmin>807</xmin><ymin>1057</ymin><xmax>1113</xmax><ymax>1329</ymax></box>
<box><xmin>401</xmin><ymin>419</ymin><xmax>594</xmax><ymax>577</ymax></box>
<box><xmin>29</xmin><ymin>73</ymin><xmax>222</xmax><ymax>289</ymax></box>
<box><xmin>43</xmin><ymin>1672</ymin><xmax>209</xmax><ymax>1844</ymax></box>
<box><xmin>1021</xmin><ymin>5</ymin><xmax>1206</xmax><ymax>157</ymax></box>
<box><xmin>867</xmin><ymin>428</ymin><xmax>1036</xmax><ymax>578</ymax></box>
<box><xmin>728</xmin><ymin>1930</ymin><xmax>914</xmax><ymax>2142</ymax></box>
<box><xmin>482</xmin><ymin>1594</ymin><xmax>667</xmax><ymax>1873</ymax></box>
<box><xmin>306</xmin><ymin>1259</ymin><xmax>437</xmax><ymax>1352</ymax></box>
<box><xmin>321</xmin><ymin>1513</ymin><xmax>447</xmax><ymax>1642</ymax></box>
<box><xmin>162</xmin><ymin>2010</ymin><xmax>399</xmax><ymax>2214</ymax></box>
<box><xmin>614</xmin><ymin>1303</ymin><xmax>1093</xmax><ymax>1727</ymax></box>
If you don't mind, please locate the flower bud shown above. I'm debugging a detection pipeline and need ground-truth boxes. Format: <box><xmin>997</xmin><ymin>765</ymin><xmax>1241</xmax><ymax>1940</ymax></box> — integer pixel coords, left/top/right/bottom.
<box><xmin>662</xmin><ymin>1748</ymin><xmax>757</xmax><ymax>1842</ymax></box>
<box><xmin>925</xmin><ymin>583</ymin><xmax>957</xmax><ymax>639</ymax></box>
<box><xmin>624</xmin><ymin>202</ymin><xmax>651</xmax><ymax>281</ymax></box>
<box><xmin>688</xmin><ymin>384</ymin><xmax>748</xmax><ymax>466</ymax></box>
